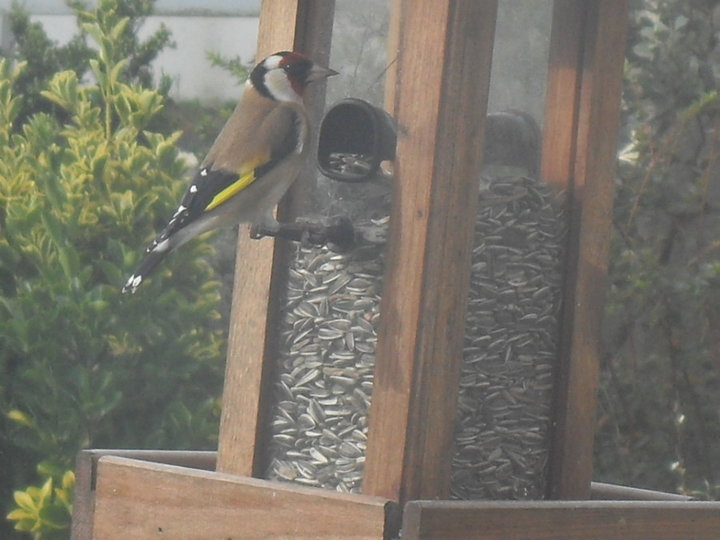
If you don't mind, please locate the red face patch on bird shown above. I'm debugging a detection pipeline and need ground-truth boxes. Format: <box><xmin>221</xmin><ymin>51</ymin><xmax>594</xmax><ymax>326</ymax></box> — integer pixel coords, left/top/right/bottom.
<box><xmin>278</xmin><ymin>52</ymin><xmax>314</xmax><ymax>96</ymax></box>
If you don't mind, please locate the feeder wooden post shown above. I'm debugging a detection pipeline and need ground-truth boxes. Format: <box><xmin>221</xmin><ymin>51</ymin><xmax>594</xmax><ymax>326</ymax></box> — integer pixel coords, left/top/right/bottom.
<box><xmin>217</xmin><ymin>0</ymin><xmax>334</xmax><ymax>478</ymax></box>
<box><xmin>363</xmin><ymin>0</ymin><xmax>499</xmax><ymax>504</ymax></box>
<box><xmin>541</xmin><ymin>0</ymin><xmax>630</xmax><ymax>499</ymax></box>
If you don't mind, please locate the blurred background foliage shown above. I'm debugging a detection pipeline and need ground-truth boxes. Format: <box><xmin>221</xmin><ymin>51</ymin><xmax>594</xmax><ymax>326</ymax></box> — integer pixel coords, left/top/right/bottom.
<box><xmin>0</xmin><ymin>0</ymin><xmax>228</xmax><ymax>536</ymax></box>
<box><xmin>595</xmin><ymin>0</ymin><xmax>720</xmax><ymax>498</ymax></box>
<box><xmin>0</xmin><ymin>0</ymin><xmax>719</xmax><ymax>537</ymax></box>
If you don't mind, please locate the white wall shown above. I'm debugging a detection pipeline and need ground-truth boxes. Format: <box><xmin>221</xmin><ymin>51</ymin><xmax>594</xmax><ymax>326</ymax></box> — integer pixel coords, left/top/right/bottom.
<box><xmin>28</xmin><ymin>14</ymin><xmax>259</xmax><ymax>102</ymax></box>
<box><xmin>0</xmin><ymin>0</ymin><xmax>260</xmax><ymax>15</ymax></box>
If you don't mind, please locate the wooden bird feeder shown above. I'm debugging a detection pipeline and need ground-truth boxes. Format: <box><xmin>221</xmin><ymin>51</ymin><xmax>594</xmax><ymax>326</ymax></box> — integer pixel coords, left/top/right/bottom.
<box><xmin>72</xmin><ymin>1</ymin><xmax>720</xmax><ymax>538</ymax></box>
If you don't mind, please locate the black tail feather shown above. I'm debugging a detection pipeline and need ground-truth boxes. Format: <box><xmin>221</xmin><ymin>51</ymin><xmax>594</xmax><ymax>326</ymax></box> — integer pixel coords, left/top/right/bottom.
<box><xmin>121</xmin><ymin>249</ymin><xmax>170</xmax><ymax>294</ymax></box>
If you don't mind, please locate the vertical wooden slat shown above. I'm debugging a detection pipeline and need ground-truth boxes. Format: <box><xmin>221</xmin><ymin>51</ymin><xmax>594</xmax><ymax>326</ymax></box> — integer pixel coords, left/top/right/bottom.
<box><xmin>70</xmin><ymin>451</ymin><xmax>95</xmax><ymax>540</ymax></box>
<box><xmin>363</xmin><ymin>0</ymin><xmax>498</xmax><ymax>503</ymax></box>
<box><xmin>281</xmin><ymin>0</ymin><xmax>335</xmax><ymax>218</ymax></box>
<box><xmin>546</xmin><ymin>0</ymin><xmax>630</xmax><ymax>499</ymax></box>
<box><xmin>383</xmin><ymin>0</ymin><xmax>401</xmax><ymax>115</ymax></box>
<box><xmin>541</xmin><ymin>0</ymin><xmax>585</xmax><ymax>191</ymax></box>
<box><xmin>216</xmin><ymin>0</ymin><xmax>335</xmax><ymax>477</ymax></box>
<box><xmin>216</xmin><ymin>227</ymin><xmax>275</xmax><ymax>476</ymax></box>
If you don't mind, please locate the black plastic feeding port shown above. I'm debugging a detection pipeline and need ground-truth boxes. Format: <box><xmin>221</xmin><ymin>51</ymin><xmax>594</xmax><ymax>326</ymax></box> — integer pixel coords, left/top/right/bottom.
<box><xmin>317</xmin><ymin>98</ymin><xmax>397</xmax><ymax>182</ymax></box>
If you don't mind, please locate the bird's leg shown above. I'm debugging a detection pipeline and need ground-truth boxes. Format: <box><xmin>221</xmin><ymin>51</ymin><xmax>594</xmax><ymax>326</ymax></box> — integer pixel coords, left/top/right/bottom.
<box><xmin>249</xmin><ymin>221</ymin><xmax>281</xmax><ymax>239</ymax></box>
<box><xmin>249</xmin><ymin>217</ymin><xmax>357</xmax><ymax>253</ymax></box>
<box><xmin>249</xmin><ymin>221</ymin><xmax>305</xmax><ymax>242</ymax></box>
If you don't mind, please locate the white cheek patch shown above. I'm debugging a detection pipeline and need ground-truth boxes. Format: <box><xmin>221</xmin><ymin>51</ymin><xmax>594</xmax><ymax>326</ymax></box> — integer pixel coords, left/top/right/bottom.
<box><xmin>263</xmin><ymin>55</ymin><xmax>283</xmax><ymax>70</ymax></box>
<box><xmin>264</xmin><ymin>69</ymin><xmax>301</xmax><ymax>103</ymax></box>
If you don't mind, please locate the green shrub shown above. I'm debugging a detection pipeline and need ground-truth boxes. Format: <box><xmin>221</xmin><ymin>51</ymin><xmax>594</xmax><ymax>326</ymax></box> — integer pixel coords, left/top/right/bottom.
<box><xmin>6</xmin><ymin>468</ymin><xmax>74</xmax><ymax>539</ymax></box>
<box><xmin>1</xmin><ymin>3</ymin><xmax>225</xmax><ymax>537</ymax></box>
<box><xmin>597</xmin><ymin>0</ymin><xmax>720</xmax><ymax>498</ymax></box>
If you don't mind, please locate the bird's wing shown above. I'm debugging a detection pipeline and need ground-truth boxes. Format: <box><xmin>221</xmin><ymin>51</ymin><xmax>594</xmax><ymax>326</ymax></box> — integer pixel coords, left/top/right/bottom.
<box><xmin>148</xmin><ymin>105</ymin><xmax>304</xmax><ymax>249</ymax></box>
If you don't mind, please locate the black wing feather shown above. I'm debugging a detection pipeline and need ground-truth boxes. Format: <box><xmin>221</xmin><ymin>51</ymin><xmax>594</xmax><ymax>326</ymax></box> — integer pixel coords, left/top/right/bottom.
<box><xmin>147</xmin><ymin>107</ymin><xmax>301</xmax><ymax>251</ymax></box>
<box><xmin>149</xmin><ymin>167</ymin><xmax>238</xmax><ymax>249</ymax></box>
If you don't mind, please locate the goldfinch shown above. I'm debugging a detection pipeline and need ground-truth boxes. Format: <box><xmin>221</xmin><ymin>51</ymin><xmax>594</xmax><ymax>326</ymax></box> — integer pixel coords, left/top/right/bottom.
<box><xmin>122</xmin><ymin>51</ymin><xmax>337</xmax><ymax>293</ymax></box>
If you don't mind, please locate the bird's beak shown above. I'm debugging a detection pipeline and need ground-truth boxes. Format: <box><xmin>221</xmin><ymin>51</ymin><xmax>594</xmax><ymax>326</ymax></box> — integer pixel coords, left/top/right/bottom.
<box><xmin>307</xmin><ymin>65</ymin><xmax>339</xmax><ymax>82</ymax></box>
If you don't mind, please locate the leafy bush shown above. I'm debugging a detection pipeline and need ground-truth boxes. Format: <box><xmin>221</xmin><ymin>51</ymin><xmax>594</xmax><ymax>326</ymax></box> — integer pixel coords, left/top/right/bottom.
<box><xmin>596</xmin><ymin>0</ymin><xmax>720</xmax><ymax>498</ymax></box>
<box><xmin>6</xmin><ymin>468</ymin><xmax>74</xmax><ymax>539</ymax></box>
<box><xmin>1</xmin><ymin>2</ymin><xmax>225</xmax><ymax>537</ymax></box>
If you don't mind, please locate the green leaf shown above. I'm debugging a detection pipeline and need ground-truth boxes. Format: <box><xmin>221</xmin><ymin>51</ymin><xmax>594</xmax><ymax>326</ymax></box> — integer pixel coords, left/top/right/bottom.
<box><xmin>6</xmin><ymin>508</ymin><xmax>33</xmax><ymax>521</ymax></box>
<box><xmin>109</xmin><ymin>58</ymin><xmax>129</xmax><ymax>86</ymax></box>
<box><xmin>62</xmin><ymin>470</ymin><xmax>75</xmax><ymax>490</ymax></box>
<box><xmin>13</xmin><ymin>490</ymin><xmax>37</xmax><ymax>513</ymax></box>
<box><xmin>89</xmin><ymin>58</ymin><xmax>105</xmax><ymax>87</ymax></box>
<box><xmin>7</xmin><ymin>409</ymin><xmax>34</xmax><ymax>427</ymax></box>
<box><xmin>58</xmin><ymin>247</ymin><xmax>79</xmax><ymax>281</ymax></box>
<box><xmin>55</xmin><ymin>487</ymin><xmax>72</xmax><ymax>508</ymax></box>
<box><xmin>81</xmin><ymin>22</ymin><xmax>104</xmax><ymax>46</ymax></box>
<box><xmin>11</xmin><ymin>518</ymin><xmax>36</xmax><ymax>532</ymax></box>
<box><xmin>40</xmin><ymin>211</ymin><xmax>67</xmax><ymax>252</ymax></box>
<box><xmin>37</xmin><ymin>460</ymin><xmax>67</xmax><ymax>479</ymax></box>
<box><xmin>38</xmin><ymin>477</ymin><xmax>53</xmax><ymax>506</ymax></box>
<box><xmin>110</xmin><ymin>17</ymin><xmax>130</xmax><ymax>40</ymax></box>
<box><xmin>41</xmin><ymin>71</ymin><xmax>80</xmax><ymax>111</ymax></box>
<box><xmin>39</xmin><ymin>504</ymin><xmax>70</xmax><ymax>529</ymax></box>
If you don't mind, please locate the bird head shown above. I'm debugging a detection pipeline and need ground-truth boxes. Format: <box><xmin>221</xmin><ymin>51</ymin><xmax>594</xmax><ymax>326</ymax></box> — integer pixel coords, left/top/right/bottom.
<box><xmin>250</xmin><ymin>51</ymin><xmax>338</xmax><ymax>103</ymax></box>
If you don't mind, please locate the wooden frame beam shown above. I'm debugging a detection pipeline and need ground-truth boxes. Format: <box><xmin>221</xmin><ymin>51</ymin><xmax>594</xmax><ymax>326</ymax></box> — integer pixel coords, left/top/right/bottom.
<box><xmin>71</xmin><ymin>450</ymin><xmax>215</xmax><ymax>539</ymax></box>
<box><xmin>92</xmin><ymin>457</ymin><xmax>397</xmax><ymax>539</ymax></box>
<box><xmin>401</xmin><ymin>500</ymin><xmax>720</xmax><ymax>539</ymax></box>
<box><xmin>363</xmin><ymin>0</ymin><xmax>498</xmax><ymax>503</ymax></box>
<box><xmin>217</xmin><ymin>0</ymin><xmax>335</xmax><ymax>477</ymax></box>
<box><xmin>542</xmin><ymin>0</ymin><xmax>630</xmax><ymax>498</ymax></box>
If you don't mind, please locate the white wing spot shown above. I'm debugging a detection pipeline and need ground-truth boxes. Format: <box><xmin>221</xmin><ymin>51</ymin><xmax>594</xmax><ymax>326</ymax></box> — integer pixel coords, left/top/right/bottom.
<box><xmin>154</xmin><ymin>238</ymin><xmax>170</xmax><ymax>252</ymax></box>
<box><xmin>200</xmin><ymin>168</ymin><xmax>208</xmax><ymax>177</ymax></box>
<box><xmin>128</xmin><ymin>275</ymin><xmax>142</xmax><ymax>291</ymax></box>
<box><xmin>172</xmin><ymin>204</ymin><xmax>187</xmax><ymax>218</ymax></box>
<box><xmin>190</xmin><ymin>184</ymin><xmax>198</xmax><ymax>193</ymax></box>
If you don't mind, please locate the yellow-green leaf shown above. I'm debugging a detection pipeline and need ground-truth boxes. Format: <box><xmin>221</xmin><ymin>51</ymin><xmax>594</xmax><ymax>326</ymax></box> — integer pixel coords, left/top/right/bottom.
<box><xmin>39</xmin><ymin>505</ymin><xmax>70</xmax><ymax>529</ymax></box>
<box><xmin>62</xmin><ymin>470</ymin><xmax>75</xmax><ymax>490</ymax></box>
<box><xmin>12</xmin><ymin>518</ymin><xmax>36</xmax><ymax>532</ymax></box>
<box><xmin>38</xmin><ymin>477</ymin><xmax>53</xmax><ymax>506</ymax></box>
<box><xmin>12</xmin><ymin>491</ymin><xmax>37</xmax><ymax>512</ymax></box>
<box><xmin>7</xmin><ymin>409</ymin><xmax>34</xmax><ymax>427</ymax></box>
<box><xmin>6</xmin><ymin>508</ymin><xmax>33</xmax><ymax>521</ymax></box>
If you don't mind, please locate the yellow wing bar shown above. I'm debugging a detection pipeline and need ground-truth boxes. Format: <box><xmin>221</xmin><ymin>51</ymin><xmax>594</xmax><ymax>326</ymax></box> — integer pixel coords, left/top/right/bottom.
<box><xmin>204</xmin><ymin>169</ymin><xmax>257</xmax><ymax>212</ymax></box>
<box><xmin>203</xmin><ymin>149</ymin><xmax>273</xmax><ymax>212</ymax></box>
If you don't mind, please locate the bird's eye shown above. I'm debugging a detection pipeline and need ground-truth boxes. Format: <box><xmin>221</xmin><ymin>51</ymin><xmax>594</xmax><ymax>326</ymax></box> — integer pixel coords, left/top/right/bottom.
<box><xmin>282</xmin><ymin>60</ymin><xmax>311</xmax><ymax>79</ymax></box>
